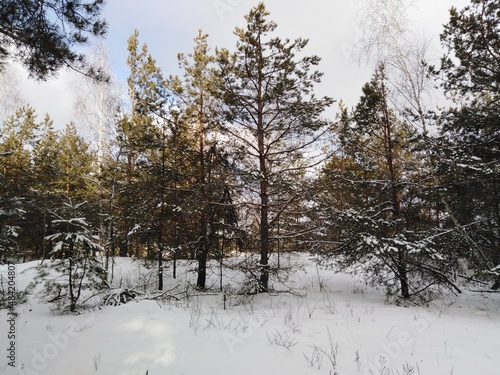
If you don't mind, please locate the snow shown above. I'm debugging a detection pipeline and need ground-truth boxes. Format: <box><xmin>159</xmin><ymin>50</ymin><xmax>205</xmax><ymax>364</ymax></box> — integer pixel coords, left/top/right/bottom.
<box><xmin>1</xmin><ymin>254</ymin><xmax>500</xmax><ymax>375</ymax></box>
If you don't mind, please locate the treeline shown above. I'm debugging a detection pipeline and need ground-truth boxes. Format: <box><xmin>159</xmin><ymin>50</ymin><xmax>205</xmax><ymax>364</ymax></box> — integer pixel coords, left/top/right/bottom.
<box><xmin>1</xmin><ymin>1</ymin><xmax>499</xmax><ymax>300</ymax></box>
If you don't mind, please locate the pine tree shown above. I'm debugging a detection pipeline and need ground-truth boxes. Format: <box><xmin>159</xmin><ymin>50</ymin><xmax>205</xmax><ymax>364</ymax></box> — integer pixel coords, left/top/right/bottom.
<box><xmin>316</xmin><ymin>67</ymin><xmax>462</xmax><ymax>299</ymax></box>
<box><xmin>118</xmin><ymin>29</ymin><xmax>196</xmax><ymax>290</ymax></box>
<box><xmin>0</xmin><ymin>106</ymin><xmax>39</xmax><ymax>192</ymax></box>
<box><xmin>0</xmin><ymin>0</ymin><xmax>107</xmax><ymax>79</ymax></box>
<box><xmin>170</xmin><ymin>30</ymin><xmax>231</xmax><ymax>290</ymax></box>
<box><xmin>28</xmin><ymin>114</ymin><xmax>60</xmax><ymax>259</ymax></box>
<box><xmin>0</xmin><ymin>106</ymin><xmax>39</xmax><ymax>261</ymax></box>
<box><xmin>56</xmin><ymin>123</ymin><xmax>95</xmax><ymax>200</ymax></box>
<box><xmin>432</xmin><ymin>0</ymin><xmax>500</xmax><ymax>286</ymax></box>
<box><xmin>112</xmin><ymin>30</ymin><xmax>151</xmax><ymax>260</ymax></box>
<box><xmin>36</xmin><ymin>200</ymin><xmax>104</xmax><ymax>312</ymax></box>
<box><xmin>438</xmin><ymin>0</ymin><xmax>499</xmax><ymax>103</ymax></box>
<box><xmin>216</xmin><ymin>3</ymin><xmax>333</xmax><ymax>291</ymax></box>
<box><xmin>346</xmin><ymin>66</ymin><xmax>412</xmax><ymax>298</ymax></box>
<box><xmin>0</xmin><ymin>190</ymin><xmax>24</xmax><ymax>262</ymax></box>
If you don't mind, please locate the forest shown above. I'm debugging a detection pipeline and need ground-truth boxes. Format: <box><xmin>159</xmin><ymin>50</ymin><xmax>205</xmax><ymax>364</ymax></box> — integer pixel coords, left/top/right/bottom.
<box><xmin>0</xmin><ymin>0</ymin><xmax>499</xmax><ymax>313</ymax></box>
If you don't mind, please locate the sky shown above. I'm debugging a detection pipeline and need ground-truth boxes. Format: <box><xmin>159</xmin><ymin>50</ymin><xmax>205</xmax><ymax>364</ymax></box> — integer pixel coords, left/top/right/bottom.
<box><xmin>12</xmin><ymin>0</ymin><xmax>470</xmax><ymax>131</ymax></box>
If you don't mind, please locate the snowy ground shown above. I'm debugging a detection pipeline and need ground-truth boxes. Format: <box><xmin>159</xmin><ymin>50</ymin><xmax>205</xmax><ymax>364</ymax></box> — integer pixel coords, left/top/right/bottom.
<box><xmin>1</xmin><ymin>253</ymin><xmax>499</xmax><ymax>375</ymax></box>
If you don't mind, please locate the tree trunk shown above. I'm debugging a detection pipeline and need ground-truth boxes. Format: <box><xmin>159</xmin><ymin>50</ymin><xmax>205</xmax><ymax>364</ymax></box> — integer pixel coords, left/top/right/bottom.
<box><xmin>173</xmin><ymin>249</ymin><xmax>177</xmax><ymax>279</ymax></box>
<box><xmin>196</xmin><ymin>88</ymin><xmax>209</xmax><ymax>290</ymax></box>
<box><xmin>258</xmin><ymin>121</ymin><xmax>269</xmax><ymax>292</ymax></box>
<box><xmin>381</xmin><ymin>73</ymin><xmax>409</xmax><ymax>299</ymax></box>
<box><xmin>196</xmin><ymin>242</ymin><xmax>207</xmax><ymax>289</ymax></box>
<box><xmin>158</xmin><ymin>246</ymin><xmax>163</xmax><ymax>291</ymax></box>
<box><xmin>398</xmin><ymin>252</ymin><xmax>410</xmax><ymax>298</ymax></box>
<box><xmin>68</xmin><ymin>242</ymin><xmax>75</xmax><ymax>311</ymax></box>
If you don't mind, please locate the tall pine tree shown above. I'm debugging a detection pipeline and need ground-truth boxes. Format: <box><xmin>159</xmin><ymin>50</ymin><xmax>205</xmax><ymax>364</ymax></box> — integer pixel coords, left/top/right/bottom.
<box><xmin>433</xmin><ymin>0</ymin><xmax>500</xmax><ymax>286</ymax></box>
<box><xmin>217</xmin><ymin>3</ymin><xmax>333</xmax><ymax>291</ymax></box>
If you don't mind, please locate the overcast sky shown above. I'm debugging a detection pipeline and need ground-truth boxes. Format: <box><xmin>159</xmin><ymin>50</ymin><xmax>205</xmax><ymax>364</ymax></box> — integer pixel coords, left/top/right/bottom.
<box><xmin>13</xmin><ymin>0</ymin><xmax>470</xmax><ymax>131</ymax></box>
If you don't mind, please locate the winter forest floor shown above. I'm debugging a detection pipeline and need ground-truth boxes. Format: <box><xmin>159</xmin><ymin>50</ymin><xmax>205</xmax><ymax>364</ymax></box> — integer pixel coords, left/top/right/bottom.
<box><xmin>1</xmin><ymin>253</ymin><xmax>499</xmax><ymax>375</ymax></box>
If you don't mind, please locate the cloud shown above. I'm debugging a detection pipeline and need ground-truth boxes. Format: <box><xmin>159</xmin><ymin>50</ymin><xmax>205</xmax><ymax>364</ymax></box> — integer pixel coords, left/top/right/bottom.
<box><xmin>8</xmin><ymin>0</ymin><xmax>469</xmax><ymax>129</ymax></box>
<box><xmin>15</xmin><ymin>67</ymin><xmax>76</xmax><ymax>129</ymax></box>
